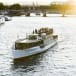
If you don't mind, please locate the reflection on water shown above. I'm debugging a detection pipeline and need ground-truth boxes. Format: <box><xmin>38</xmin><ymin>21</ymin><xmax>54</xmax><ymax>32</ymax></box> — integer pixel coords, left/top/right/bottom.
<box><xmin>12</xmin><ymin>45</ymin><xmax>57</xmax><ymax>67</ymax></box>
<box><xmin>0</xmin><ymin>16</ymin><xmax>76</xmax><ymax>76</ymax></box>
<box><xmin>11</xmin><ymin>46</ymin><xmax>57</xmax><ymax>75</ymax></box>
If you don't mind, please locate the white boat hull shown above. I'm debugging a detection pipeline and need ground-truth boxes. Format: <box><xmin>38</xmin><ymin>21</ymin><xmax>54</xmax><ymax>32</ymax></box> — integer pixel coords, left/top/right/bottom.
<box><xmin>0</xmin><ymin>15</ymin><xmax>5</xmax><ymax>24</ymax></box>
<box><xmin>12</xmin><ymin>40</ymin><xmax>57</xmax><ymax>60</ymax></box>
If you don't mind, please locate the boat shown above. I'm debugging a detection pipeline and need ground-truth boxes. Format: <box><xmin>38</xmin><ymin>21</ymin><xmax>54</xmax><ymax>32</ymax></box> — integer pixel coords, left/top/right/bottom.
<box><xmin>12</xmin><ymin>27</ymin><xmax>58</xmax><ymax>60</ymax></box>
<box><xmin>4</xmin><ymin>16</ymin><xmax>11</xmax><ymax>21</ymax></box>
<box><xmin>0</xmin><ymin>15</ymin><xmax>5</xmax><ymax>24</ymax></box>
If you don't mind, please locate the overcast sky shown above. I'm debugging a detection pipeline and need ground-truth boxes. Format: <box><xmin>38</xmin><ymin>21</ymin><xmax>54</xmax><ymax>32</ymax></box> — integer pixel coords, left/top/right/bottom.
<box><xmin>0</xmin><ymin>0</ymin><xmax>74</xmax><ymax>5</ymax></box>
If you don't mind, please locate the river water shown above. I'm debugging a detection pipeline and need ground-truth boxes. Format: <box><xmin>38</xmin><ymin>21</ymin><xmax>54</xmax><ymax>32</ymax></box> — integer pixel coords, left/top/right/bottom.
<box><xmin>0</xmin><ymin>15</ymin><xmax>76</xmax><ymax>76</ymax></box>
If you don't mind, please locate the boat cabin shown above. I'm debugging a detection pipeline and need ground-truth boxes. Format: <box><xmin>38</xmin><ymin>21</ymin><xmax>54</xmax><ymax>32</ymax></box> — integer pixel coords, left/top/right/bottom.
<box><xmin>15</xmin><ymin>34</ymin><xmax>44</xmax><ymax>50</ymax></box>
<box><xmin>15</xmin><ymin>27</ymin><xmax>54</xmax><ymax>50</ymax></box>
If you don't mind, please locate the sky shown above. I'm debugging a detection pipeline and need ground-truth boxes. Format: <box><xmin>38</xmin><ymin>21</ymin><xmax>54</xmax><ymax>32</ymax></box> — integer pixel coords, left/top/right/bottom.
<box><xmin>0</xmin><ymin>0</ymin><xmax>74</xmax><ymax>5</ymax></box>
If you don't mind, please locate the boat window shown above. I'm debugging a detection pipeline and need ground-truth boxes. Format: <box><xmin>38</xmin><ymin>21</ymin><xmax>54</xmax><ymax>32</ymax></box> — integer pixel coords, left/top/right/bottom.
<box><xmin>28</xmin><ymin>35</ymin><xmax>37</xmax><ymax>40</ymax></box>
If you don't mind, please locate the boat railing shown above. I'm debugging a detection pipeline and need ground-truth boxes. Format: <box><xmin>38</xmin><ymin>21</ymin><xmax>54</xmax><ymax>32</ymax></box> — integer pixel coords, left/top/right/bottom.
<box><xmin>16</xmin><ymin>38</ymin><xmax>26</xmax><ymax>42</ymax></box>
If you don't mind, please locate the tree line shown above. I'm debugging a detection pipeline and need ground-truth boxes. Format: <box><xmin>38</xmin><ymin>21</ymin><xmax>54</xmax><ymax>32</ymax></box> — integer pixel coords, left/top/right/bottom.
<box><xmin>0</xmin><ymin>2</ymin><xmax>75</xmax><ymax>15</ymax></box>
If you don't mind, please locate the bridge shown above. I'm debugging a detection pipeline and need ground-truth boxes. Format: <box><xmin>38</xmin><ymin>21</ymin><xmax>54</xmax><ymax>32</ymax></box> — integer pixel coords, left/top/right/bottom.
<box><xmin>0</xmin><ymin>9</ymin><xmax>76</xmax><ymax>17</ymax></box>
